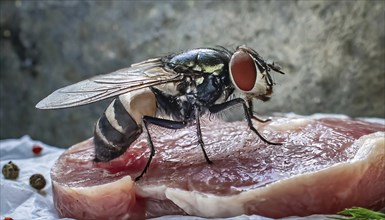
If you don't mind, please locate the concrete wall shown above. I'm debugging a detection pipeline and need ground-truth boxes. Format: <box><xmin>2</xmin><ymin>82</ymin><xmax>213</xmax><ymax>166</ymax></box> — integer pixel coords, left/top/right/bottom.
<box><xmin>1</xmin><ymin>0</ymin><xmax>384</xmax><ymax>148</ymax></box>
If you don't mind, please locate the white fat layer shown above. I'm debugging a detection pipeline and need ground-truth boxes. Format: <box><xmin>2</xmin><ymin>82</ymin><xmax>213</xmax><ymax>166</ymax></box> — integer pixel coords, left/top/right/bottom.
<box><xmin>138</xmin><ymin>132</ymin><xmax>384</xmax><ymax>218</ymax></box>
<box><xmin>119</xmin><ymin>88</ymin><xmax>157</xmax><ymax>124</ymax></box>
<box><xmin>266</xmin><ymin>118</ymin><xmax>312</xmax><ymax>131</ymax></box>
<box><xmin>136</xmin><ymin>184</ymin><xmax>168</xmax><ymax>200</ymax></box>
<box><xmin>352</xmin><ymin>132</ymin><xmax>385</xmax><ymax>161</ymax></box>
<box><xmin>54</xmin><ymin>176</ymin><xmax>134</xmax><ymax>220</ymax></box>
<box><xmin>56</xmin><ymin>175</ymin><xmax>133</xmax><ymax>196</ymax></box>
<box><xmin>105</xmin><ymin>100</ymin><xmax>125</xmax><ymax>133</ymax></box>
<box><xmin>165</xmin><ymin>189</ymin><xmax>245</xmax><ymax>217</ymax></box>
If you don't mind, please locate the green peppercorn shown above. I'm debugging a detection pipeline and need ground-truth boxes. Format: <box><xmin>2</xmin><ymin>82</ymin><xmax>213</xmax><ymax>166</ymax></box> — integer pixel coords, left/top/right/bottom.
<box><xmin>2</xmin><ymin>161</ymin><xmax>19</xmax><ymax>180</ymax></box>
<box><xmin>29</xmin><ymin>174</ymin><xmax>46</xmax><ymax>190</ymax></box>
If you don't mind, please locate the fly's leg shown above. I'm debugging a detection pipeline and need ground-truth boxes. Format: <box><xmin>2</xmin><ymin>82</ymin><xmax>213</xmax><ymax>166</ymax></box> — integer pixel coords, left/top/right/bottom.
<box><xmin>137</xmin><ymin>116</ymin><xmax>187</xmax><ymax>181</ymax></box>
<box><xmin>247</xmin><ymin>99</ymin><xmax>271</xmax><ymax>123</ymax></box>
<box><xmin>195</xmin><ymin>107</ymin><xmax>213</xmax><ymax>164</ymax></box>
<box><xmin>209</xmin><ymin>98</ymin><xmax>282</xmax><ymax>145</ymax></box>
<box><xmin>252</xmin><ymin>115</ymin><xmax>271</xmax><ymax>123</ymax></box>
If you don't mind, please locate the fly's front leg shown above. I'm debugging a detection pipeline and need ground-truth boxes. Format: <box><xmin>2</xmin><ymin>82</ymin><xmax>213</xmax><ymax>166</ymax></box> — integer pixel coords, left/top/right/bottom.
<box><xmin>195</xmin><ymin>107</ymin><xmax>213</xmax><ymax>164</ymax></box>
<box><xmin>137</xmin><ymin>116</ymin><xmax>187</xmax><ymax>181</ymax></box>
<box><xmin>209</xmin><ymin>98</ymin><xmax>282</xmax><ymax>145</ymax></box>
<box><xmin>247</xmin><ymin>99</ymin><xmax>271</xmax><ymax>123</ymax></box>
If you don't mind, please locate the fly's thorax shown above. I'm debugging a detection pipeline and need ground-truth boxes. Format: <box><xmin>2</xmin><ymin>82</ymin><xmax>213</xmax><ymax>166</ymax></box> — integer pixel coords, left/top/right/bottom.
<box><xmin>164</xmin><ymin>47</ymin><xmax>234</xmax><ymax>108</ymax></box>
<box><xmin>168</xmin><ymin>48</ymin><xmax>230</xmax><ymax>75</ymax></box>
<box><xmin>213</xmin><ymin>86</ymin><xmax>234</xmax><ymax>105</ymax></box>
<box><xmin>154</xmin><ymin>81</ymin><xmax>181</xmax><ymax>96</ymax></box>
<box><xmin>151</xmin><ymin>85</ymin><xmax>191</xmax><ymax>122</ymax></box>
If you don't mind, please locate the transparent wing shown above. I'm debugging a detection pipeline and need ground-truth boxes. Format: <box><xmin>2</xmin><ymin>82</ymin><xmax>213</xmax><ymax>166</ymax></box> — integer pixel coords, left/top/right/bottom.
<box><xmin>36</xmin><ymin>58</ymin><xmax>182</xmax><ymax>109</ymax></box>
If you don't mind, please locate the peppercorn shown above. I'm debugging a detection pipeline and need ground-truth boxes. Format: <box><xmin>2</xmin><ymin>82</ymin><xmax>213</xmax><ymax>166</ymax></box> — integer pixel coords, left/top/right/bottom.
<box><xmin>2</xmin><ymin>161</ymin><xmax>19</xmax><ymax>180</ymax></box>
<box><xmin>29</xmin><ymin>174</ymin><xmax>46</xmax><ymax>190</ymax></box>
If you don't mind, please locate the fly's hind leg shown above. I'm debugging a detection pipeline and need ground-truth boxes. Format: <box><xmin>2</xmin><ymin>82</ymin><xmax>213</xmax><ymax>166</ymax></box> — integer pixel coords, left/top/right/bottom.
<box><xmin>209</xmin><ymin>98</ymin><xmax>282</xmax><ymax>146</ymax></box>
<box><xmin>136</xmin><ymin>116</ymin><xmax>187</xmax><ymax>181</ymax></box>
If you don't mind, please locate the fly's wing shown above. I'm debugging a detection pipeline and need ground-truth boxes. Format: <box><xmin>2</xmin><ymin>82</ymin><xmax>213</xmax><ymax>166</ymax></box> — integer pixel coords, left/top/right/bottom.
<box><xmin>36</xmin><ymin>58</ymin><xmax>182</xmax><ymax>109</ymax></box>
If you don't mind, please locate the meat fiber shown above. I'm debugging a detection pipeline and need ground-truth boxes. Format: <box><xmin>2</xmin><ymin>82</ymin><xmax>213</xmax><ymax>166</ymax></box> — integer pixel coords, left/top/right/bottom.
<box><xmin>50</xmin><ymin>116</ymin><xmax>385</xmax><ymax>219</ymax></box>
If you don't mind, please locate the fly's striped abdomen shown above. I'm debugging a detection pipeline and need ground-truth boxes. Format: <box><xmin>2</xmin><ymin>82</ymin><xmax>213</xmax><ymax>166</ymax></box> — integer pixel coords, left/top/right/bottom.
<box><xmin>94</xmin><ymin>98</ymin><xmax>140</xmax><ymax>161</ymax></box>
<box><xmin>93</xmin><ymin>89</ymin><xmax>157</xmax><ymax>161</ymax></box>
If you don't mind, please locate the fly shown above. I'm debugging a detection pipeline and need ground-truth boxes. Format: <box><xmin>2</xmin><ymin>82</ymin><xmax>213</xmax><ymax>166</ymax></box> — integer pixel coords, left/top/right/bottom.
<box><xmin>36</xmin><ymin>45</ymin><xmax>285</xmax><ymax>181</ymax></box>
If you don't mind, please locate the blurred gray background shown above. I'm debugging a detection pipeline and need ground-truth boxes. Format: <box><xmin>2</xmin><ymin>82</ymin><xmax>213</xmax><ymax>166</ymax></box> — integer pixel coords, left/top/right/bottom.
<box><xmin>1</xmin><ymin>0</ymin><xmax>384</xmax><ymax>148</ymax></box>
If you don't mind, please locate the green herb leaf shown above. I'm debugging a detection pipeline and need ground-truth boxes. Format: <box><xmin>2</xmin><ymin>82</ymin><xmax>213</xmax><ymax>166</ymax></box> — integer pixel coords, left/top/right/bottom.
<box><xmin>329</xmin><ymin>207</ymin><xmax>385</xmax><ymax>220</ymax></box>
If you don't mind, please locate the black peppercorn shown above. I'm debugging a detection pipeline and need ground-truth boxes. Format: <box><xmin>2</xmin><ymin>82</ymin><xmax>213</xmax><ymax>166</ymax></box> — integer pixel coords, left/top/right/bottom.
<box><xmin>29</xmin><ymin>174</ymin><xmax>46</xmax><ymax>190</ymax></box>
<box><xmin>2</xmin><ymin>161</ymin><xmax>19</xmax><ymax>180</ymax></box>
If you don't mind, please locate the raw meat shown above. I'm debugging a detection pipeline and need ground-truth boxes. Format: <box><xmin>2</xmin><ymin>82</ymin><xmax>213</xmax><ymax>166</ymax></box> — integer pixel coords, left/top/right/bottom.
<box><xmin>50</xmin><ymin>116</ymin><xmax>385</xmax><ymax>219</ymax></box>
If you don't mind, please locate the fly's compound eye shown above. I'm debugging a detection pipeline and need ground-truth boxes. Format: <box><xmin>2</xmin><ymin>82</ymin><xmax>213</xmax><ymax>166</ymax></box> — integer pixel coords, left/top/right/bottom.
<box><xmin>229</xmin><ymin>50</ymin><xmax>257</xmax><ymax>92</ymax></box>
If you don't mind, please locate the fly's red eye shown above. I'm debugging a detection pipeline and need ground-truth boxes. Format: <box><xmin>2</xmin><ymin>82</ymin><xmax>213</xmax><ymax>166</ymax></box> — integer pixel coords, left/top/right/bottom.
<box><xmin>229</xmin><ymin>51</ymin><xmax>257</xmax><ymax>91</ymax></box>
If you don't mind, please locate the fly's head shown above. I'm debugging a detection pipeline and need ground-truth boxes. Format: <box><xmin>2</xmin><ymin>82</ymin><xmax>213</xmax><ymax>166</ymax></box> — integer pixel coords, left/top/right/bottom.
<box><xmin>229</xmin><ymin>45</ymin><xmax>284</xmax><ymax>101</ymax></box>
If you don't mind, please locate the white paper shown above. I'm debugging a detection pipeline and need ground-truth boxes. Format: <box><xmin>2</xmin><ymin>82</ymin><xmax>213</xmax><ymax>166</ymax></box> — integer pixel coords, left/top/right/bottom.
<box><xmin>0</xmin><ymin>135</ymin><xmax>73</xmax><ymax>220</ymax></box>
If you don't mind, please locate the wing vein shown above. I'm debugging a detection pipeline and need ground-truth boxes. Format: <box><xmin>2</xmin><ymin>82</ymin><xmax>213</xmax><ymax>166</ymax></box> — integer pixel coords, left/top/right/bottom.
<box><xmin>35</xmin><ymin>58</ymin><xmax>183</xmax><ymax>109</ymax></box>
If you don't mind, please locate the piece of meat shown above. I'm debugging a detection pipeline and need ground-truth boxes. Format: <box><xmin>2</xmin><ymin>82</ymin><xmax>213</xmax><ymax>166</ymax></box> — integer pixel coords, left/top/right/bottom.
<box><xmin>50</xmin><ymin>116</ymin><xmax>385</xmax><ymax>219</ymax></box>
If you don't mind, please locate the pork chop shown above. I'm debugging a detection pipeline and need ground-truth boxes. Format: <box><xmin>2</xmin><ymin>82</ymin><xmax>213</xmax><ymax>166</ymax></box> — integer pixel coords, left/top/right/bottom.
<box><xmin>50</xmin><ymin>116</ymin><xmax>385</xmax><ymax>219</ymax></box>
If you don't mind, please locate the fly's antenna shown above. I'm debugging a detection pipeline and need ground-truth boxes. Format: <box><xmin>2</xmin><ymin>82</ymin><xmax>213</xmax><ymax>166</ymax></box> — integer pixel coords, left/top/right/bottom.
<box><xmin>267</xmin><ymin>60</ymin><xmax>285</xmax><ymax>75</ymax></box>
<box><xmin>265</xmin><ymin>60</ymin><xmax>285</xmax><ymax>85</ymax></box>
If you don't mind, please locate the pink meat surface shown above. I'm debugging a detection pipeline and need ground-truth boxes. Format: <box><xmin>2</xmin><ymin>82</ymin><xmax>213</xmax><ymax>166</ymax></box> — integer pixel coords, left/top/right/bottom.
<box><xmin>51</xmin><ymin>116</ymin><xmax>385</xmax><ymax>219</ymax></box>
